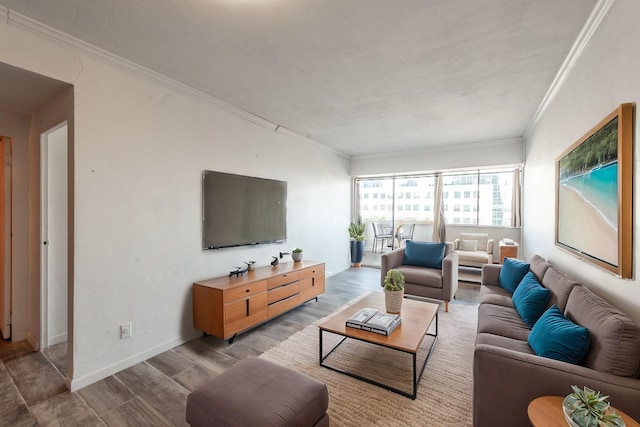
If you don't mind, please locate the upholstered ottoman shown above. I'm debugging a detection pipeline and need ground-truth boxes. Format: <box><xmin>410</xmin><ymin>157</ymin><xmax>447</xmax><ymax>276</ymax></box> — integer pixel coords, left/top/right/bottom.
<box><xmin>186</xmin><ymin>357</ymin><xmax>329</xmax><ymax>427</ymax></box>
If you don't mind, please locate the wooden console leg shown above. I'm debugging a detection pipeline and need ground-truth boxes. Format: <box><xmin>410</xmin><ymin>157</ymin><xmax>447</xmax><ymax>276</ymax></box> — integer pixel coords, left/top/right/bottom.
<box><xmin>445</xmin><ymin>301</ymin><xmax>449</xmax><ymax>312</ymax></box>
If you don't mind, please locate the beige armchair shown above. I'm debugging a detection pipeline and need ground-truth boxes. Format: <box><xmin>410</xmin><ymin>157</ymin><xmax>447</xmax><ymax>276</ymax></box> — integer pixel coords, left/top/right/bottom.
<box><xmin>380</xmin><ymin>242</ymin><xmax>458</xmax><ymax>312</ymax></box>
<box><xmin>454</xmin><ymin>233</ymin><xmax>494</xmax><ymax>267</ymax></box>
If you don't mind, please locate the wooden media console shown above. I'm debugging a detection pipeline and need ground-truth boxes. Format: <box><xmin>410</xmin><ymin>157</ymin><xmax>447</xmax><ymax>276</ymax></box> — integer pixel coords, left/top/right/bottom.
<box><xmin>192</xmin><ymin>261</ymin><xmax>325</xmax><ymax>342</ymax></box>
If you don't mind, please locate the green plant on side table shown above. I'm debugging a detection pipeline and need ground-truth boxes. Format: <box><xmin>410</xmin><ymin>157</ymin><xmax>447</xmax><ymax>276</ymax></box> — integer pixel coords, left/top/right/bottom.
<box><xmin>383</xmin><ymin>269</ymin><xmax>405</xmax><ymax>314</ymax></box>
<box><xmin>292</xmin><ymin>248</ymin><xmax>303</xmax><ymax>262</ymax></box>
<box><xmin>563</xmin><ymin>385</ymin><xmax>625</xmax><ymax>427</ymax></box>
<box><xmin>348</xmin><ymin>219</ymin><xmax>366</xmax><ymax>267</ymax></box>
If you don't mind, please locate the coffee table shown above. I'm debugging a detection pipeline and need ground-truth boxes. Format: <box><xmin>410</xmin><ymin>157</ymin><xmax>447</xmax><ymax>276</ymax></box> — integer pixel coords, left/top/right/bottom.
<box><xmin>318</xmin><ymin>292</ymin><xmax>438</xmax><ymax>399</ymax></box>
<box><xmin>528</xmin><ymin>396</ymin><xmax>640</xmax><ymax>427</ymax></box>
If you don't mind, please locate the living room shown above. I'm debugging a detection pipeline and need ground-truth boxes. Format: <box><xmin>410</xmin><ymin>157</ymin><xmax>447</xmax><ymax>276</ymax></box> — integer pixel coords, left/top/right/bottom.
<box><xmin>1</xmin><ymin>0</ymin><xmax>640</xmax><ymax>425</ymax></box>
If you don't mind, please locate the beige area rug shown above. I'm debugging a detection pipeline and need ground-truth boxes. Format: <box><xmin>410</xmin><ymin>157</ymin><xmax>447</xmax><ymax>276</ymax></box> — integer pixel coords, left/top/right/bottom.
<box><xmin>259</xmin><ymin>293</ymin><xmax>479</xmax><ymax>427</ymax></box>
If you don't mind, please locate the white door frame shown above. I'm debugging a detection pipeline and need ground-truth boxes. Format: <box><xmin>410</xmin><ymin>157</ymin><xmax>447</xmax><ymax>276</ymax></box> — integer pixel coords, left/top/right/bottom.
<box><xmin>40</xmin><ymin>121</ymin><xmax>68</xmax><ymax>350</ymax></box>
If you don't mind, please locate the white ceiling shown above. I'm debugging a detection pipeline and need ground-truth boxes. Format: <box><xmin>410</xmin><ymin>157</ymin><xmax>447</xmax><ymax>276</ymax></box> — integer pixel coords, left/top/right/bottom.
<box><xmin>0</xmin><ymin>0</ymin><xmax>598</xmax><ymax>156</ymax></box>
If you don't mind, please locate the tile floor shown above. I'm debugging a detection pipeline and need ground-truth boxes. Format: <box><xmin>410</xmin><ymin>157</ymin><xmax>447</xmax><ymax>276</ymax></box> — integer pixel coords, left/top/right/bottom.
<box><xmin>0</xmin><ymin>267</ymin><xmax>480</xmax><ymax>426</ymax></box>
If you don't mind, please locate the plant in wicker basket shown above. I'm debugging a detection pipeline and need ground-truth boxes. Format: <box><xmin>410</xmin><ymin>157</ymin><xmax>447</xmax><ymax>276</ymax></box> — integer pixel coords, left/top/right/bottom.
<box><xmin>563</xmin><ymin>385</ymin><xmax>625</xmax><ymax>427</ymax></box>
<box><xmin>383</xmin><ymin>269</ymin><xmax>405</xmax><ymax>314</ymax></box>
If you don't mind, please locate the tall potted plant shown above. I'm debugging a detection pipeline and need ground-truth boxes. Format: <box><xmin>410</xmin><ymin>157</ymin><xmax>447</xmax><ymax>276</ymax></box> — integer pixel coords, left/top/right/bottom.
<box><xmin>384</xmin><ymin>269</ymin><xmax>405</xmax><ymax>314</ymax></box>
<box><xmin>348</xmin><ymin>219</ymin><xmax>366</xmax><ymax>267</ymax></box>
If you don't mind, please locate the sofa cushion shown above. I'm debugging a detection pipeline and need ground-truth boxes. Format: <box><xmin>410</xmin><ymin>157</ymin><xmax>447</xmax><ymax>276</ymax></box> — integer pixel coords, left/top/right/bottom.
<box><xmin>565</xmin><ymin>286</ymin><xmax>640</xmax><ymax>377</ymax></box>
<box><xmin>403</xmin><ymin>240</ymin><xmax>445</xmax><ymax>269</ymax></box>
<box><xmin>477</xmin><ymin>304</ymin><xmax>531</xmax><ymax>341</ymax></box>
<box><xmin>529</xmin><ymin>254</ymin><xmax>551</xmax><ymax>283</ymax></box>
<box><xmin>512</xmin><ymin>273</ymin><xmax>551</xmax><ymax>328</ymax></box>
<box><xmin>528</xmin><ymin>305</ymin><xmax>590</xmax><ymax>365</ymax></box>
<box><xmin>458</xmin><ymin>239</ymin><xmax>478</xmax><ymax>251</ymax></box>
<box><xmin>499</xmin><ymin>258</ymin><xmax>530</xmax><ymax>294</ymax></box>
<box><xmin>395</xmin><ymin>265</ymin><xmax>443</xmax><ymax>288</ymax></box>
<box><xmin>541</xmin><ymin>266</ymin><xmax>578</xmax><ymax>312</ymax></box>
<box><xmin>480</xmin><ymin>285</ymin><xmax>514</xmax><ymax>308</ymax></box>
<box><xmin>476</xmin><ymin>332</ymin><xmax>534</xmax><ymax>354</ymax></box>
<box><xmin>456</xmin><ymin>250</ymin><xmax>492</xmax><ymax>265</ymax></box>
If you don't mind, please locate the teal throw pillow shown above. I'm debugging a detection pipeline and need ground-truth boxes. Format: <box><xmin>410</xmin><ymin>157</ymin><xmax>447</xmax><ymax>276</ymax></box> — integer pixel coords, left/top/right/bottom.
<box><xmin>499</xmin><ymin>257</ymin><xmax>530</xmax><ymax>294</ymax></box>
<box><xmin>512</xmin><ymin>272</ymin><xmax>551</xmax><ymax>327</ymax></box>
<box><xmin>403</xmin><ymin>240</ymin><xmax>446</xmax><ymax>269</ymax></box>
<box><xmin>528</xmin><ymin>305</ymin><xmax>590</xmax><ymax>365</ymax></box>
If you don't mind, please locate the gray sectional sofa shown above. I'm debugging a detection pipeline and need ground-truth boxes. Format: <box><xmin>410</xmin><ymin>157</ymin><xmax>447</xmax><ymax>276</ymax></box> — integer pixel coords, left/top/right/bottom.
<box><xmin>474</xmin><ymin>255</ymin><xmax>640</xmax><ymax>427</ymax></box>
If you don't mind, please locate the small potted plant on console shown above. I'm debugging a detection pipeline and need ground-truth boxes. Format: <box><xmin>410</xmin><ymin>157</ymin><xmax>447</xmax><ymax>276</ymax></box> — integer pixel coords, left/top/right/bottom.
<box><xmin>383</xmin><ymin>269</ymin><xmax>405</xmax><ymax>314</ymax></box>
<box><xmin>292</xmin><ymin>248</ymin><xmax>303</xmax><ymax>262</ymax></box>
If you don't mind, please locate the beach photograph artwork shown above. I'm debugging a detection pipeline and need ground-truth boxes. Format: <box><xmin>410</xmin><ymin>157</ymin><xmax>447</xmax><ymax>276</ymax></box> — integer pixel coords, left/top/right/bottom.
<box><xmin>557</xmin><ymin>117</ymin><xmax>618</xmax><ymax>267</ymax></box>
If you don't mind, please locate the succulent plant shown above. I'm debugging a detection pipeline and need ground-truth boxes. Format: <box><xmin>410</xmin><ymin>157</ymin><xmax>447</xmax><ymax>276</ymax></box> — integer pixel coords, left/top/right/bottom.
<box><xmin>292</xmin><ymin>248</ymin><xmax>303</xmax><ymax>253</ymax></box>
<box><xmin>384</xmin><ymin>269</ymin><xmax>405</xmax><ymax>291</ymax></box>
<box><xmin>564</xmin><ymin>386</ymin><xmax>625</xmax><ymax>427</ymax></box>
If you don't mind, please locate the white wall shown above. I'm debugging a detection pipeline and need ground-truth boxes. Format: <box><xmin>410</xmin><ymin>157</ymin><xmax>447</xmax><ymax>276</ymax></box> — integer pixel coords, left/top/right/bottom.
<box><xmin>350</xmin><ymin>137</ymin><xmax>523</xmax><ymax>176</ymax></box>
<box><xmin>1</xmin><ymin>13</ymin><xmax>351</xmax><ymax>390</ymax></box>
<box><xmin>523</xmin><ymin>0</ymin><xmax>640</xmax><ymax>324</ymax></box>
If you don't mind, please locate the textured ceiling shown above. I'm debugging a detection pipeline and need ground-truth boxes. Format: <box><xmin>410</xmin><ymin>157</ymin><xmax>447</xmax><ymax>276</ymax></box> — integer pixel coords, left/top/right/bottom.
<box><xmin>0</xmin><ymin>0</ymin><xmax>597</xmax><ymax>156</ymax></box>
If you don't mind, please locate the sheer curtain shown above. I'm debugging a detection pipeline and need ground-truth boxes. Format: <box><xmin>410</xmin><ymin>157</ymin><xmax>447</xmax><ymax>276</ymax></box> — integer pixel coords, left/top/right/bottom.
<box><xmin>432</xmin><ymin>173</ymin><xmax>447</xmax><ymax>242</ymax></box>
<box><xmin>511</xmin><ymin>168</ymin><xmax>522</xmax><ymax>227</ymax></box>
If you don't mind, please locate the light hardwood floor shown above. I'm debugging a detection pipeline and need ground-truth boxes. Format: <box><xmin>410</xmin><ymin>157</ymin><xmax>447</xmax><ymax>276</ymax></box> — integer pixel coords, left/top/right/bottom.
<box><xmin>0</xmin><ymin>267</ymin><xmax>479</xmax><ymax>426</ymax></box>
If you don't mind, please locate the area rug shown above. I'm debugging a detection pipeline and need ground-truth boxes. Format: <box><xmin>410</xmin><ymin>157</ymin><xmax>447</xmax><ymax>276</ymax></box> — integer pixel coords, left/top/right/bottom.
<box><xmin>259</xmin><ymin>293</ymin><xmax>478</xmax><ymax>427</ymax></box>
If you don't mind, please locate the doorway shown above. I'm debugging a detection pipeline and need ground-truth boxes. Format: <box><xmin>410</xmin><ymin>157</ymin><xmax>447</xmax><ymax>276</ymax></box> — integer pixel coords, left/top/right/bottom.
<box><xmin>40</xmin><ymin>123</ymin><xmax>68</xmax><ymax>349</ymax></box>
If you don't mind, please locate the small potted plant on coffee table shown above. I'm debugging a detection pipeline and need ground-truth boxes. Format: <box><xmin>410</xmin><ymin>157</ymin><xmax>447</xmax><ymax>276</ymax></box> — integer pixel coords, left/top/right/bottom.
<box><xmin>384</xmin><ymin>269</ymin><xmax>405</xmax><ymax>314</ymax></box>
<box><xmin>563</xmin><ymin>385</ymin><xmax>625</xmax><ymax>427</ymax></box>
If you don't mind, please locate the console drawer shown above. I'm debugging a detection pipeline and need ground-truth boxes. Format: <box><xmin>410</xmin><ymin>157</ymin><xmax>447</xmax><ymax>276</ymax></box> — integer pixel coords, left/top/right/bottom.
<box><xmin>225</xmin><ymin>280</ymin><xmax>267</xmax><ymax>302</ymax></box>
<box><xmin>298</xmin><ymin>264</ymin><xmax>325</xmax><ymax>279</ymax></box>
<box><xmin>299</xmin><ymin>276</ymin><xmax>325</xmax><ymax>302</ymax></box>
<box><xmin>267</xmin><ymin>271</ymin><xmax>299</xmax><ymax>289</ymax></box>
<box><xmin>268</xmin><ymin>282</ymin><xmax>299</xmax><ymax>304</ymax></box>
<box><xmin>268</xmin><ymin>294</ymin><xmax>301</xmax><ymax>318</ymax></box>
<box><xmin>225</xmin><ymin>293</ymin><xmax>268</xmax><ymax>334</ymax></box>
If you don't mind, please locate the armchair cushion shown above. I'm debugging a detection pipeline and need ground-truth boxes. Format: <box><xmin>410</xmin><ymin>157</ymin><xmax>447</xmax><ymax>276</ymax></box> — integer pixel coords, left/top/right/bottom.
<box><xmin>499</xmin><ymin>258</ymin><xmax>530</xmax><ymax>294</ymax></box>
<box><xmin>402</xmin><ymin>241</ymin><xmax>446</xmax><ymax>270</ymax></box>
<box><xmin>528</xmin><ymin>305</ymin><xmax>590</xmax><ymax>365</ymax></box>
<box><xmin>512</xmin><ymin>273</ymin><xmax>551</xmax><ymax>327</ymax></box>
<box><xmin>458</xmin><ymin>239</ymin><xmax>478</xmax><ymax>251</ymax></box>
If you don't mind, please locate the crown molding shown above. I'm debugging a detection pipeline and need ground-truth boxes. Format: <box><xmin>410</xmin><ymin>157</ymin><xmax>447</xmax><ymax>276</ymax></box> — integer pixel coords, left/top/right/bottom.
<box><xmin>526</xmin><ymin>0</ymin><xmax>615</xmax><ymax>133</ymax></box>
<box><xmin>2</xmin><ymin>6</ymin><xmax>348</xmax><ymax>157</ymax></box>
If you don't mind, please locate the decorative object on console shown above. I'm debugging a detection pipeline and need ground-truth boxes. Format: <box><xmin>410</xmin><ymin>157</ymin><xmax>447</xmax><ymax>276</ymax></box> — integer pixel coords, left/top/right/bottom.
<box><xmin>292</xmin><ymin>248</ymin><xmax>303</xmax><ymax>262</ymax></box>
<box><xmin>563</xmin><ymin>385</ymin><xmax>625</xmax><ymax>427</ymax></box>
<box><xmin>349</xmin><ymin>219</ymin><xmax>366</xmax><ymax>267</ymax></box>
<box><xmin>245</xmin><ymin>260</ymin><xmax>256</xmax><ymax>271</ymax></box>
<box><xmin>383</xmin><ymin>269</ymin><xmax>405</xmax><ymax>314</ymax></box>
<box><xmin>229</xmin><ymin>265</ymin><xmax>248</xmax><ymax>278</ymax></box>
<box><xmin>556</xmin><ymin>103</ymin><xmax>634</xmax><ymax>279</ymax></box>
<box><xmin>271</xmin><ymin>256</ymin><xmax>279</xmax><ymax>266</ymax></box>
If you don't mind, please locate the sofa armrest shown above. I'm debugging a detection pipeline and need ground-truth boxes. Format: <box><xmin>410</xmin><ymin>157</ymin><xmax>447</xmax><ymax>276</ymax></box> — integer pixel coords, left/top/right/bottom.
<box><xmin>486</xmin><ymin>239</ymin><xmax>494</xmax><ymax>254</ymax></box>
<box><xmin>481</xmin><ymin>264</ymin><xmax>501</xmax><ymax>286</ymax></box>
<box><xmin>380</xmin><ymin>248</ymin><xmax>405</xmax><ymax>287</ymax></box>
<box><xmin>473</xmin><ymin>344</ymin><xmax>640</xmax><ymax>427</ymax></box>
<box><xmin>441</xmin><ymin>250</ymin><xmax>459</xmax><ymax>301</ymax></box>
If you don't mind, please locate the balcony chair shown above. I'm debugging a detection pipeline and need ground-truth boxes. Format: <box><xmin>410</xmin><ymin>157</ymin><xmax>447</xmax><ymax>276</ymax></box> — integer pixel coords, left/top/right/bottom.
<box><xmin>372</xmin><ymin>222</ymin><xmax>394</xmax><ymax>253</ymax></box>
<box><xmin>395</xmin><ymin>223</ymin><xmax>415</xmax><ymax>247</ymax></box>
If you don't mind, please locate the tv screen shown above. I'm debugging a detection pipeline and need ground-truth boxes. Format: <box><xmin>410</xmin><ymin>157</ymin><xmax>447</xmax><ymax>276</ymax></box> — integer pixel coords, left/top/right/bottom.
<box><xmin>202</xmin><ymin>170</ymin><xmax>287</xmax><ymax>249</ymax></box>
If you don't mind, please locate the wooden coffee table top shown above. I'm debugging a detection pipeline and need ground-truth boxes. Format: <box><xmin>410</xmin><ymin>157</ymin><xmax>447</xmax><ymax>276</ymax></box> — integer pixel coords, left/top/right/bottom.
<box><xmin>318</xmin><ymin>292</ymin><xmax>438</xmax><ymax>353</ymax></box>
<box><xmin>528</xmin><ymin>396</ymin><xmax>640</xmax><ymax>427</ymax></box>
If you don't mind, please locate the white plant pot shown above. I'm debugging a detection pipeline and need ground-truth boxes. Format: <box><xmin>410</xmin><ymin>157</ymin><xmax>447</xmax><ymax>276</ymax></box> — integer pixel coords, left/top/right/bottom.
<box><xmin>385</xmin><ymin>289</ymin><xmax>404</xmax><ymax>314</ymax></box>
<box><xmin>292</xmin><ymin>252</ymin><xmax>303</xmax><ymax>262</ymax></box>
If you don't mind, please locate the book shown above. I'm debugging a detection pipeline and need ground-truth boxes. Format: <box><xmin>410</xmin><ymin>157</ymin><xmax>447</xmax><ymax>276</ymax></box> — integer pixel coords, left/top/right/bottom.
<box><xmin>346</xmin><ymin>307</ymin><xmax>401</xmax><ymax>336</ymax></box>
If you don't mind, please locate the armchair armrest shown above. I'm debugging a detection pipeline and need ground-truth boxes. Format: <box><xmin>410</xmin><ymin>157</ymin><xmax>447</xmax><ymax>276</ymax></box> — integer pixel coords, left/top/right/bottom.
<box><xmin>441</xmin><ymin>250</ymin><xmax>459</xmax><ymax>301</ymax></box>
<box><xmin>486</xmin><ymin>239</ymin><xmax>494</xmax><ymax>254</ymax></box>
<box><xmin>481</xmin><ymin>264</ymin><xmax>501</xmax><ymax>286</ymax></box>
<box><xmin>380</xmin><ymin>248</ymin><xmax>405</xmax><ymax>287</ymax></box>
<box><xmin>473</xmin><ymin>344</ymin><xmax>640</xmax><ymax>427</ymax></box>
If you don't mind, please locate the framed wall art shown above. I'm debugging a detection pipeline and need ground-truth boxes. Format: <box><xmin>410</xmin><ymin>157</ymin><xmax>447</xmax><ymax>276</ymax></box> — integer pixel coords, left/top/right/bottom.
<box><xmin>556</xmin><ymin>103</ymin><xmax>634</xmax><ymax>278</ymax></box>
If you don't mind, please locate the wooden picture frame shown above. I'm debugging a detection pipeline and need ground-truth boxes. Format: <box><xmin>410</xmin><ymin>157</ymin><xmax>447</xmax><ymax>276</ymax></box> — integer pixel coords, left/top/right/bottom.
<box><xmin>556</xmin><ymin>103</ymin><xmax>634</xmax><ymax>278</ymax></box>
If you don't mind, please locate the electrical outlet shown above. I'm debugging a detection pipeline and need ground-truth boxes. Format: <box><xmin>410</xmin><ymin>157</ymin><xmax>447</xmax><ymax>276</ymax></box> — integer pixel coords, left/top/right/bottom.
<box><xmin>120</xmin><ymin>322</ymin><xmax>132</xmax><ymax>339</ymax></box>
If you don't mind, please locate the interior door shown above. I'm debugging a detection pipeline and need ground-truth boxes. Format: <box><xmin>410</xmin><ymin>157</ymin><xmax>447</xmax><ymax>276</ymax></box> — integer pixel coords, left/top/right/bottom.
<box><xmin>0</xmin><ymin>136</ymin><xmax>12</xmax><ymax>339</ymax></box>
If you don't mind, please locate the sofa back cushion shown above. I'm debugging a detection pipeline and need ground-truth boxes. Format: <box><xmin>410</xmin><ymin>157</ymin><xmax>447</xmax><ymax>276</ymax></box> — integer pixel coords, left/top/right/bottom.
<box><xmin>565</xmin><ymin>286</ymin><xmax>640</xmax><ymax>377</ymax></box>
<box><xmin>460</xmin><ymin>233</ymin><xmax>488</xmax><ymax>252</ymax></box>
<box><xmin>529</xmin><ymin>255</ymin><xmax>551</xmax><ymax>283</ymax></box>
<box><xmin>402</xmin><ymin>241</ymin><xmax>446</xmax><ymax>269</ymax></box>
<box><xmin>541</xmin><ymin>266</ymin><xmax>578</xmax><ymax>312</ymax></box>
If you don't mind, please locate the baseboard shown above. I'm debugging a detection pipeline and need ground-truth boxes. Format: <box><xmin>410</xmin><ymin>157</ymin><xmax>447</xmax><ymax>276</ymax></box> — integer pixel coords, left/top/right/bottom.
<box><xmin>68</xmin><ymin>330</ymin><xmax>200</xmax><ymax>392</ymax></box>
<box><xmin>48</xmin><ymin>332</ymin><xmax>68</xmax><ymax>347</ymax></box>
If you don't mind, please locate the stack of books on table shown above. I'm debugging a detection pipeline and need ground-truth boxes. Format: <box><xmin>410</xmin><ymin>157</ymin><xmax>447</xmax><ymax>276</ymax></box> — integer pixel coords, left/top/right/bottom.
<box><xmin>346</xmin><ymin>307</ymin><xmax>401</xmax><ymax>336</ymax></box>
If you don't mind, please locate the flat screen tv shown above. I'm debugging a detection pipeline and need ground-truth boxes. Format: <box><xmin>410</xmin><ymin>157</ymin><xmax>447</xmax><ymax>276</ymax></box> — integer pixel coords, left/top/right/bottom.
<box><xmin>202</xmin><ymin>170</ymin><xmax>287</xmax><ymax>249</ymax></box>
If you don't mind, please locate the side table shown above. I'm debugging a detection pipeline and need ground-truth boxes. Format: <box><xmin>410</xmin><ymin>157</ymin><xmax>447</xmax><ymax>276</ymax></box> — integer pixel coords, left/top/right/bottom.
<box><xmin>498</xmin><ymin>239</ymin><xmax>518</xmax><ymax>263</ymax></box>
<box><xmin>528</xmin><ymin>395</ymin><xmax>640</xmax><ymax>427</ymax></box>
